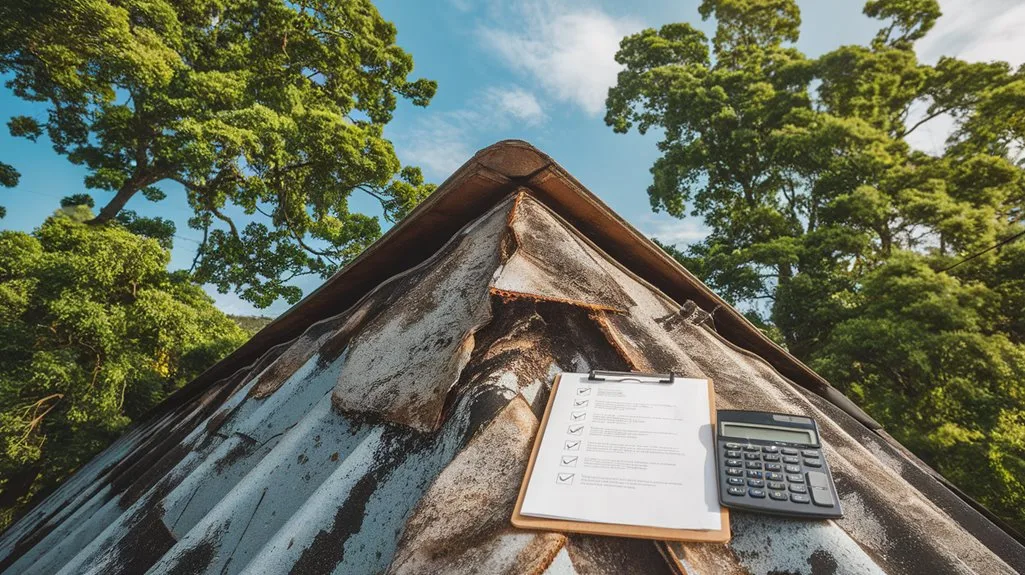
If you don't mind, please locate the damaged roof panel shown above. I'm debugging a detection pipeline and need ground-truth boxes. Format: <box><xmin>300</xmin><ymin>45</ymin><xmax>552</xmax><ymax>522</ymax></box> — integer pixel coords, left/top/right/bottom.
<box><xmin>2</xmin><ymin>141</ymin><xmax>1023</xmax><ymax>575</ymax></box>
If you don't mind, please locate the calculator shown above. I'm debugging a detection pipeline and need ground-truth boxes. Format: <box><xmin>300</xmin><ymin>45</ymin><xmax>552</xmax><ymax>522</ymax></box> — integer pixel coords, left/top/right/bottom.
<box><xmin>715</xmin><ymin>410</ymin><xmax>842</xmax><ymax>519</ymax></box>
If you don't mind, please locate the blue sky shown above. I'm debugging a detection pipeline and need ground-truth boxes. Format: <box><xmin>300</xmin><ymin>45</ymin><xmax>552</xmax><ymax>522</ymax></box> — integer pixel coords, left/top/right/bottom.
<box><xmin>1</xmin><ymin>0</ymin><xmax>1021</xmax><ymax>317</ymax></box>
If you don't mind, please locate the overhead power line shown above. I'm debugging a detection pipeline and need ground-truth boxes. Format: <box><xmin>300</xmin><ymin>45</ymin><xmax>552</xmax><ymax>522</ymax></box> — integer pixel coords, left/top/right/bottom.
<box><xmin>937</xmin><ymin>229</ymin><xmax>1025</xmax><ymax>273</ymax></box>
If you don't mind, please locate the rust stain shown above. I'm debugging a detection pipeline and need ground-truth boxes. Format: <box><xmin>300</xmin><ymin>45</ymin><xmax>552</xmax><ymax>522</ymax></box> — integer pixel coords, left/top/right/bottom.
<box><xmin>665</xmin><ymin>540</ymin><xmax>750</xmax><ymax>574</ymax></box>
<box><xmin>588</xmin><ymin>310</ymin><xmax>642</xmax><ymax>371</ymax></box>
<box><xmin>489</xmin><ymin>287</ymin><xmax>625</xmax><ymax>314</ymax></box>
<box><xmin>521</xmin><ymin>533</ymin><xmax>568</xmax><ymax>575</ymax></box>
<box><xmin>506</xmin><ymin>189</ymin><xmax>527</xmax><ymax>228</ymax></box>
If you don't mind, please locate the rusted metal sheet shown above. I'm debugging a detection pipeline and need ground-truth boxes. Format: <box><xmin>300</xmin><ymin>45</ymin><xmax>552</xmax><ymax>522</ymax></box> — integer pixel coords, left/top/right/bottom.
<box><xmin>2</xmin><ymin>147</ymin><xmax>1024</xmax><ymax>574</ymax></box>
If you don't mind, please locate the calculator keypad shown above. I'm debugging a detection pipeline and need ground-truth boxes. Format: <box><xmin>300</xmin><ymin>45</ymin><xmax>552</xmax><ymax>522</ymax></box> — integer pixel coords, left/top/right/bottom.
<box><xmin>719</xmin><ymin>440</ymin><xmax>839</xmax><ymax>517</ymax></box>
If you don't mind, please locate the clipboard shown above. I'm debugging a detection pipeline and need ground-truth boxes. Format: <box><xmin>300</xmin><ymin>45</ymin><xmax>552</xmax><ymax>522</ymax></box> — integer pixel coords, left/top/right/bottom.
<box><xmin>511</xmin><ymin>370</ymin><xmax>731</xmax><ymax>542</ymax></box>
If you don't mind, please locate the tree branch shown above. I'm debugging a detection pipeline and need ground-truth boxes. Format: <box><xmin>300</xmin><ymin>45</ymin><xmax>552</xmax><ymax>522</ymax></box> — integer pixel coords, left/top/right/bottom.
<box><xmin>899</xmin><ymin>107</ymin><xmax>953</xmax><ymax>139</ymax></box>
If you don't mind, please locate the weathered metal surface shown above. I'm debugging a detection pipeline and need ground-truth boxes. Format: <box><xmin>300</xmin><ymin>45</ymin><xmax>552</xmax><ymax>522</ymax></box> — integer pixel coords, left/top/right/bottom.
<box><xmin>2</xmin><ymin>177</ymin><xmax>1023</xmax><ymax>575</ymax></box>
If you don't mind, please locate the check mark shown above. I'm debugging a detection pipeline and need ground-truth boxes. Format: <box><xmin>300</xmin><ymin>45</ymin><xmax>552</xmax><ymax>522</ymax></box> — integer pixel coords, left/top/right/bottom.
<box><xmin>567</xmin><ymin>425</ymin><xmax>584</xmax><ymax>436</ymax></box>
<box><xmin>560</xmin><ymin>455</ymin><xmax>578</xmax><ymax>467</ymax></box>
<box><xmin>573</xmin><ymin>399</ymin><xmax>589</xmax><ymax>408</ymax></box>
<box><xmin>556</xmin><ymin>473</ymin><xmax>575</xmax><ymax>485</ymax></box>
<box><xmin>576</xmin><ymin>387</ymin><xmax>591</xmax><ymax>396</ymax></box>
<box><xmin>564</xmin><ymin>440</ymin><xmax>581</xmax><ymax>451</ymax></box>
<box><xmin>571</xmin><ymin>410</ymin><xmax>586</xmax><ymax>421</ymax></box>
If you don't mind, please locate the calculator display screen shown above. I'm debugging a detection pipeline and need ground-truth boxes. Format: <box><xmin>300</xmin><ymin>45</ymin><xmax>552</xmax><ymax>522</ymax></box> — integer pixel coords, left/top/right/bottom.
<box><xmin>721</xmin><ymin>422</ymin><xmax>816</xmax><ymax>444</ymax></box>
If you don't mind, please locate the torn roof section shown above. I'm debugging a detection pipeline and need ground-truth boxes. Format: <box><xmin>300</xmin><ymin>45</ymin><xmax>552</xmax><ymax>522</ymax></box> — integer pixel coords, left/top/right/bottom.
<box><xmin>2</xmin><ymin>141</ymin><xmax>1024</xmax><ymax>575</ymax></box>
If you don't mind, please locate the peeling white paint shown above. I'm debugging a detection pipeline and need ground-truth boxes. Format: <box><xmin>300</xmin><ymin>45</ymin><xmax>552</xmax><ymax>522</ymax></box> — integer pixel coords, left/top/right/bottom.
<box><xmin>728</xmin><ymin>513</ymin><xmax>886</xmax><ymax>575</ymax></box>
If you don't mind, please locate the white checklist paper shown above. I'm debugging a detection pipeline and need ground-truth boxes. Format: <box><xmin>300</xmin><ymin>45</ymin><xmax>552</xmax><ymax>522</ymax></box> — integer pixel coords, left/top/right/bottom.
<box><xmin>519</xmin><ymin>372</ymin><xmax>722</xmax><ymax>530</ymax></box>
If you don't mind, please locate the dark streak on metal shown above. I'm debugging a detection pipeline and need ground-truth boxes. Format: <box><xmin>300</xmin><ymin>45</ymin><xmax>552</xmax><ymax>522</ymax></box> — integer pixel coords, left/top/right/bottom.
<box><xmin>108</xmin><ymin>503</ymin><xmax>180</xmax><ymax>575</ymax></box>
<box><xmin>220</xmin><ymin>488</ymin><xmax>268</xmax><ymax>575</ymax></box>
<box><xmin>212</xmin><ymin>434</ymin><xmax>258</xmax><ymax>475</ymax></box>
<box><xmin>288</xmin><ymin>428</ymin><xmax>416</xmax><ymax>575</ymax></box>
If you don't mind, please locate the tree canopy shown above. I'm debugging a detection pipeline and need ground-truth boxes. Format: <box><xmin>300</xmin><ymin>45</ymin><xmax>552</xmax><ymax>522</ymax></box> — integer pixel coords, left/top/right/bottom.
<box><xmin>608</xmin><ymin>0</ymin><xmax>1025</xmax><ymax>531</ymax></box>
<box><xmin>0</xmin><ymin>207</ymin><xmax>249</xmax><ymax>530</ymax></box>
<box><xmin>0</xmin><ymin>0</ymin><xmax>436</xmax><ymax>307</ymax></box>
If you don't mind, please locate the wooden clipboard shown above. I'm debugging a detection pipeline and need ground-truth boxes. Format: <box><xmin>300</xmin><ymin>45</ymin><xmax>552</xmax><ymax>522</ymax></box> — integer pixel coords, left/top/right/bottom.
<box><xmin>511</xmin><ymin>372</ymin><xmax>731</xmax><ymax>542</ymax></box>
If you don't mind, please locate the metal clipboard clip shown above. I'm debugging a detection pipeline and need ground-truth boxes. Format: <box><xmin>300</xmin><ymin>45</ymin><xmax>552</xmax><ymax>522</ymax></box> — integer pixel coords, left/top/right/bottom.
<box><xmin>587</xmin><ymin>370</ymin><xmax>675</xmax><ymax>384</ymax></box>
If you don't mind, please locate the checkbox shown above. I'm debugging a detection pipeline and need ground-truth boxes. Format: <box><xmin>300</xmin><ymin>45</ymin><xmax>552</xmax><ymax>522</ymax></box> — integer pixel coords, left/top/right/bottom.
<box><xmin>564</xmin><ymin>440</ymin><xmax>581</xmax><ymax>451</ymax></box>
<box><xmin>576</xmin><ymin>387</ymin><xmax>591</xmax><ymax>396</ymax></box>
<box><xmin>556</xmin><ymin>472</ymin><xmax>575</xmax><ymax>485</ymax></box>
<box><xmin>567</xmin><ymin>424</ymin><xmax>584</xmax><ymax>436</ymax></box>
<box><xmin>560</xmin><ymin>455</ymin><xmax>578</xmax><ymax>467</ymax></box>
<box><xmin>571</xmin><ymin>410</ymin><xmax>586</xmax><ymax>421</ymax></box>
<box><xmin>573</xmin><ymin>399</ymin><xmax>589</xmax><ymax>408</ymax></box>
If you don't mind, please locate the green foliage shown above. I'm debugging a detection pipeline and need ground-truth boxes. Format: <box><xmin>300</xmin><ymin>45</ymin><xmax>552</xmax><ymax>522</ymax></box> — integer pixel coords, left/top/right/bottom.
<box><xmin>612</xmin><ymin>0</ymin><xmax>1025</xmax><ymax>531</ymax></box>
<box><xmin>60</xmin><ymin>194</ymin><xmax>95</xmax><ymax>208</ymax></box>
<box><xmin>0</xmin><ymin>212</ymin><xmax>248</xmax><ymax>530</ymax></box>
<box><xmin>0</xmin><ymin>161</ymin><xmax>16</xmax><ymax>218</ymax></box>
<box><xmin>0</xmin><ymin>0</ymin><xmax>437</xmax><ymax>307</ymax></box>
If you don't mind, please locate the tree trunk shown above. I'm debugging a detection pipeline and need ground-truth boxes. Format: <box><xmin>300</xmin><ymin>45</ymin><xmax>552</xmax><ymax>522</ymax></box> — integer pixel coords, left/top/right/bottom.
<box><xmin>87</xmin><ymin>184</ymin><xmax>138</xmax><ymax>225</ymax></box>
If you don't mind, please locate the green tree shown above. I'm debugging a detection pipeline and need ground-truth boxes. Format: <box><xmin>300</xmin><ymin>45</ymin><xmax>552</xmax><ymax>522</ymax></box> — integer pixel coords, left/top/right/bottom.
<box><xmin>0</xmin><ymin>209</ymin><xmax>249</xmax><ymax>530</ymax></box>
<box><xmin>0</xmin><ymin>0</ymin><xmax>436</xmax><ymax>307</ymax></box>
<box><xmin>608</xmin><ymin>0</ymin><xmax>1025</xmax><ymax>531</ymax></box>
<box><xmin>0</xmin><ymin>161</ymin><xmax>17</xmax><ymax>218</ymax></box>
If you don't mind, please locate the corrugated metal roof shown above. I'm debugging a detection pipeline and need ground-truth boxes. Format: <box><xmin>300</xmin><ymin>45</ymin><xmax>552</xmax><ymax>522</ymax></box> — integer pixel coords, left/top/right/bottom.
<box><xmin>2</xmin><ymin>142</ymin><xmax>1024</xmax><ymax>574</ymax></box>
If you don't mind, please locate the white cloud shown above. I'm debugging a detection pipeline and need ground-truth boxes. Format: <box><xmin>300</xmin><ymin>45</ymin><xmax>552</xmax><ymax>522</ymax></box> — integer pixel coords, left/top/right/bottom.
<box><xmin>484</xmin><ymin>86</ymin><xmax>546</xmax><ymax>126</ymax></box>
<box><xmin>401</xmin><ymin>111</ymin><xmax>477</xmax><ymax>180</ymax></box>
<box><xmin>399</xmin><ymin>85</ymin><xmax>547</xmax><ymax>180</ymax></box>
<box><xmin>636</xmin><ymin>213</ymin><xmax>709</xmax><ymax>247</ymax></box>
<box><xmin>448</xmin><ymin>0</ymin><xmax>474</xmax><ymax>12</ymax></box>
<box><xmin>917</xmin><ymin>0</ymin><xmax>1025</xmax><ymax>67</ymax></box>
<box><xmin>477</xmin><ymin>4</ymin><xmax>643</xmax><ymax>116</ymax></box>
<box><xmin>905</xmin><ymin>0</ymin><xmax>1025</xmax><ymax>154</ymax></box>
<box><xmin>902</xmin><ymin>99</ymin><xmax>957</xmax><ymax>156</ymax></box>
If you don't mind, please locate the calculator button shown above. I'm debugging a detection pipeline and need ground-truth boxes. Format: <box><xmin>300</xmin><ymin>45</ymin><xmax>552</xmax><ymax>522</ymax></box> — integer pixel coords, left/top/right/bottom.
<box><xmin>743</xmin><ymin>445</ymin><xmax>760</xmax><ymax>452</ymax></box>
<box><xmin>791</xmin><ymin>494</ymin><xmax>811</xmax><ymax>504</ymax></box>
<box><xmin>725</xmin><ymin>459</ymin><xmax>742</xmax><ymax>467</ymax></box>
<box><xmin>807</xmin><ymin>472</ymin><xmax>835</xmax><ymax>507</ymax></box>
<box><xmin>768</xmin><ymin>481</ymin><xmax>785</xmax><ymax>490</ymax></box>
<box><xmin>725</xmin><ymin>442</ymin><xmax>741</xmax><ymax>450</ymax></box>
<box><xmin>803</xmin><ymin>458</ymin><xmax>822</xmax><ymax>468</ymax></box>
<box><xmin>747</xmin><ymin>471</ymin><xmax>764</xmax><ymax>479</ymax></box>
<box><xmin>746</xmin><ymin>461</ymin><xmax>763</xmax><ymax>469</ymax></box>
<box><xmin>781</xmin><ymin>447</ymin><xmax>798</xmax><ymax>455</ymax></box>
<box><xmin>766</xmin><ymin>472</ymin><xmax>783</xmax><ymax>481</ymax></box>
<box><xmin>765</xmin><ymin>463</ymin><xmax>782</xmax><ymax>472</ymax></box>
<box><xmin>769</xmin><ymin>490</ymin><xmax>788</xmax><ymax>501</ymax></box>
<box><xmin>802</xmin><ymin>450</ymin><xmax>820</xmax><ymax>458</ymax></box>
<box><xmin>785</xmin><ymin>465</ymin><xmax>801</xmax><ymax>474</ymax></box>
<box><xmin>763</xmin><ymin>454</ymin><xmax>780</xmax><ymax>462</ymax></box>
<box><xmin>727</xmin><ymin>486</ymin><xmax>746</xmax><ymax>496</ymax></box>
<box><xmin>762</xmin><ymin>445</ymin><xmax>779</xmax><ymax>453</ymax></box>
<box><xmin>725</xmin><ymin>450</ymin><xmax>741</xmax><ymax>458</ymax></box>
<box><xmin>787</xmin><ymin>474</ymin><xmax>805</xmax><ymax>483</ymax></box>
<box><xmin>782</xmin><ymin>456</ymin><xmax>800</xmax><ymax>464</ymax></box>
<box><xmin>748</xmin><ymin>489</ymin><xmax>766</xmax><ymax>498</ymax></box>
<box><xmin>747</xmin><ymin>479</ymin><xmax>765</xmax><ymax>488</ymax></box>
<box><xmin>726</xmin><ymin>468</ymin><xmax>743</xmax><ymax>477</ymax></box>
<box><xmin>744</xmin><ymin>452</ymin><xmax>761</xmax><ymax>460</ymax></box>
<box><xmin>789</xmin><ymin>484</ymin><xmax>807</xmax><ymax>494</ymax></box>
<box><xmin>727</xmin><ymin>477</ymin><xmax>744</xmax><ymax>486</ymax></box>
